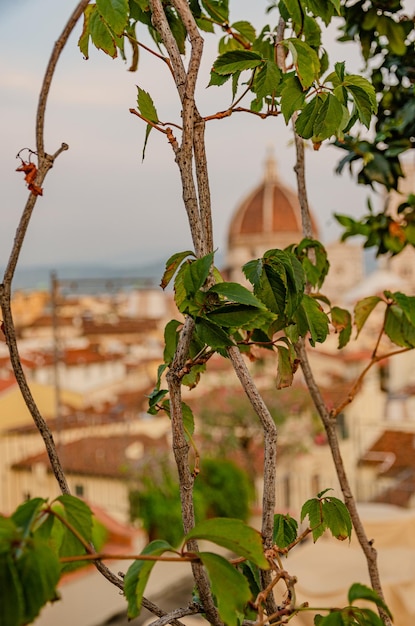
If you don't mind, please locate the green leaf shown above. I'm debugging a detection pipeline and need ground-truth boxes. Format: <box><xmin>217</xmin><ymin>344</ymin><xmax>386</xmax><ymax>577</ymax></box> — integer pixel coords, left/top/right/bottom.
<box><xmin>185</xmin><ymin>518</ymin><xmax>269</xmax><ymax>569</ymax></box>
<box><xmin>280</xmin><ymin>75</ymin><xmax>306</xmax><ymax>124</ymax></box>
<box><xmin>231</xmin><ymin>20</ymin><xmax>256</xmax><ymax>44</ymax></box>
<box><xmin>163</xmin><ymin>319</ymin><xmax>181</xmax><ymax>364</ymax></box>
<box><xmin>253</xmin><ymin>60</ymin><xmax>281</xmax><ymax>99</ymax></box>
<box><xmin>17</xmin><ymin>538</ymin><xmax>60</xmax><ymax>624</ymax></box>
<box><xmin>354</xmin><ymin>296</ymin><xmax>382</xmax><ymax>337</ymax></box>
<box><xmin>207</xmin><ymin>282</ymin><xmax>265</xmax><ymax>308</ymax></box>
<box><xmin>284</xmin><ymin>39</ymin><xmax>320</xmax><ymax>89</ymax></box>
<box><xmin>96</xmin><ymin>0</ymin><xmax>129</xmax><ymax>35</ymax></box>
<box><xmin>344</xmin><ymin>76</ymin><xmax>377</xmax><ymax>129</ymax></box>
<box><xmin>199</xmin><ymin>552</ymin><xmax>252</xmax><ymax>626</ymax></box>
<box><xmin>78</xmin><ymin>4</ymin><xmax>95</xmax><ymax>59</ymax></box>
<box><xmin>0</xmin><ymin>517</ymin><xmax>18</xmax><ymax>554</ymax></box>
<box><xmin>321</xmin><ymin>497</ymin><xmax>352</xmax><ymax>541</ymax></box>
<box><xmin>251</xmin><ymin>250</ymin><xmax>305</xmax><ymax>324</ymax></box>
<box><xmin>89</xmin><ymin>9</ymin><xmax>117</xmax><ymax>57</ymax></box>
<box><xmin>124</xmin><ymin>540</ymin><xmax>174</xmax><ymax>619</ymax></box>
<box><xmin>348</xmin><ymin>583</ymin><xmax>392</xmax><ymax>619</ymax></box>
<box><xmin>275</xmin><ymin>344</ymin><xmax>296</xmax><ymax>389</ymax></box>
<box><xmin>160</xmin><ymin>250</ymin><xmax>194</xmax><ymax>290</ymax></box>
<box><xmin>195</xmin><ymin>318</ymin><xmax>234</xmax><ymax>354</ymax></box>
<box><xmin>53</xmin><ymin>495</ymin><xmax>93</xmax><ymax>571</ymax></box>
<box><xmin>313</xmin><ymin>93</ymin><xmax>345</xmax><ymax>140</ymax></box>
<box><xmin>182</xmin><ymin>252</ymin><xmax>214</xmax><ymax>297</ymax></box>
<box><xmin>136</xmin><ymin>87</ymin><xmax>159</xmax><ymax>123</ymax></box>
<box><xmin>273</xmin><ymin>514</ymin><xmax>298</xmax><ymax>548</ymax></box>
<box><xmin>206</xmin><ymin>304</ymin><xmax>266</xmax><ymax>330</ymax></box>
<box><xmin>301</xmin><ymin>497</ymin><xmax>325</xmax><ymax>542</ymax></box>
<box><xmin>161</xmin><ymin>399</ymin><xmax>195</xmax><ymax>436</ymax></box>
<box><xmin>392</xmin><ymin>292</ymin><xmax>415</xmax><ymax>325</ymax></box>
<box><xmin>201</xmin><ymin>0</ymin><xmax>229</xmax><ymax>22</ymax></box>
<box><xmin>295</xmin><ymin>96</ymin><xmax>323</xmax><ymax>139</ymax></box>
<box><xmin>384</xmin><ymin>304</ymin><xmax>415</xmax><ymax>348</ymax></box>
<box><xmin>11</xmin><ymin>498</ymin><xmax>46</xmax><ymax>538</ymax></box>
<box><xmin>0</xmin><ymin>553</ymin><xmax>23</xmax><ymax>626</ymax></box>
<box><xmin>294</xmin><ymin>295</ymin><xmax>329</xmax><ymax>346</ymax></box>
<box><xmin>328</xmin><ymin>0</ymin><xmax>341</xmax><ymax>13</ymax></box>
<box><xmin>291</xmin><ymin>238</ymin><xmax>329</xmax><ymax>289</ymax></box>
<box><xmin>331</xmin><ymin>307</ymin><xmax>352</xmax><ymax>349</ymax></box>
<box><xmin>212</xmin><ymin>50</ymin><xmax>263</xmax><ymax>75</ymax></box>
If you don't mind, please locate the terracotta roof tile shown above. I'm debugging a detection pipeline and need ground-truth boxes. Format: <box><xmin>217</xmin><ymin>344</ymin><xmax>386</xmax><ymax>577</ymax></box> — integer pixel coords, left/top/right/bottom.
<box><xmin>12</xmin><ymin>433</ymin><xmax>169</xmax><ymax>479</ymax></box>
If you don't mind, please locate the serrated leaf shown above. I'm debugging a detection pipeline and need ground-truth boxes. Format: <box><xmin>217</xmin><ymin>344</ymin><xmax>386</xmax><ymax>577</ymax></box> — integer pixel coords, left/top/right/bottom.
<box><xmin>199</xmin><ymin>552</ymin><xmax>251</xmax><ymax>626</ymax></box>
<box><xmin>273</xmin><ymin>514</ymin><xmax>298</xmax><ymax>548</ymax></box>
<box><xmin>78</xmin><ymin>4</ymin><xmax>95</xmax><ymax>59</ymax></box>
<box><xmin>231</xmin><ymin>21</ymin><xmax>256</xmax><ymax>43</ymax></box>
<box><xmin>292</xmin><ymin>238</ymin><xmax>329</xmax><ymax>289</ymax></box>
<box><xmin>136</xmin><ymin>87</ymin><xmax>159</xmax><ymax>123</ymax></box>
<box><xmin>384</xmin><ymin>304</ymin><xmax>415</xmax><ymax>348</ymax></box>
<box><xmin>160</xmin><ymin>250</ymin><xmax>194</xmax><ymax>290</ymax></box>
<box><xmin>182</xmin><ymin>252</ymin><xmax>213</xmax><ymax>297</ymax></box>
<box><xmin>160</xmin><ymin>399</ymin><xmax>195</xmax><ymax>436</ymax></box>
<box><xmin>0</xmin><ymin>553</ymin><xmax>23</xmax><ymax>626</ymax></box>
<box><xmin>284</xmin><ymin>39</ymin><xmax>320</xmax><ymax>89</ymax></box>
<box><xmin>313</xmin><ymin>93</ymin><xmax>345</xmax><ymax>140</ymax></box>
<box><xmin>124</xmin><ymin>540</ymin><xmax>174</xmax><ymax>619</ymax></box>
<box><xmin>206</xmin><ymin>304</ymin><xmax>266</xmax><ymax>330</ymax></box>
<box><xmin>89</xmin><ymin>9</ymin><xmax>117</xmax><ymax>57</ymax></box>
<box><xmin>11</xmin><ymin>498</ymin><xmax>46</xmax><ymax>538</ymax></box>
<box><xmin>260</xmin><ymin>250</ymin><xmax>306</xmax><ymax>320</ymax></box>
<box><xmin>301</xmin><ymin>498</ymin><xmax>325</xmax><ymax>542</ymax></box>
<box><xmin>243</xmin><ymin>258</ymin><xmax>263</xmax><ymax>288</ymax></box>
<box><xmin>295</xmin><ymin>295</ymin><xmax>329</xmax><ymax>346</ymax></box>
<box><xmin>53</xmin><ymin>495</ymin><xmax>93</xmax><ymax>571</ymax></box>
<box><xmin>331</xmin><ymin>306</ymin><xmax>352</xmax><ymax>349</ymax></box>
<box><xmin>17</xmin><ymin>538</ymin><xmax>60</xmax><ymax>624</ymax></box>
<box><xmin>212</xmin><ymin>50</ymin><xmax>263</xmax><ymax>75</ymax></box>
<box><xmin>280</xmin><ymin>75</ymin><xmax>306</xmax><ymax>124</ymax></box>
<box><xmin>392</xmin><ymin>292</ymin><xmax>415</xmax><ymax>325</ymax></box>
<box><xmin>295</xmin><ymin>96</ymin><xmax>323</xmax><ymax>139</ymax></box>
<box><xmin>201</xmin><ymin>0</ymin><xmax>229</xmax><ymax>22</ymax></box>
<box><xmin>354</xmin><ymin>296</ymin><xmax>382</xmax><ymax>337</ymax></box>
<box><xmin>253</xmin><ymin>60</ymin><xmax>281</xmax><ymax>99</ymax></box>
<box><xmin>275</xmin><ymin>345</ymin><xmax>295</xmax><ymax>389</ymax></box>
<box><xmin>195</xmin><ymin>318</ymin><xmax>234</xmax><ymax>354</ymax></box>
<box><xmin>348</xmin><ymin>583</ymin><xmax>392</xmax><ymax>619</ymax></box>
<box><xmin>208</xmin><ymin>282</ymin><xmax>265</xmax><ymax>308</ymax></box>
<box><xmin>185</xmin><ymin>518</ymin><xmax>269</xmax><ymax>569</ymax></box>
<box><xmin>0</xmin><ymin>517</ymin><xmax>19</xmax><ymax>554</ymax></box>
<box><xmin>322</xmin><ymin>498</ymin><xmax>352</xmax><ymax>541</ymax></box>
<box><xmin>344</xmin><ymin>76</ymin><xmax>377</xmax><ymax>129</ymax></box>
<box><xmin>96</xmin><ymin>0</ymin><xmax>128</xmax><ymax>35</ymax></box>
<box><xmin>163</xmin><ymin>319</ymin><xmax>181</xmax><ymax>364</ymax></box>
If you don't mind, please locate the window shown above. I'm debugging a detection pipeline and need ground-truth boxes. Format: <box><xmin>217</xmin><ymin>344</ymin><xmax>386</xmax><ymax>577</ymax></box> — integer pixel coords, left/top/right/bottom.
<box><xmin>75</xmin><ymin>484</ymin><xmax>84</xmax><ymax>497</ymax></box>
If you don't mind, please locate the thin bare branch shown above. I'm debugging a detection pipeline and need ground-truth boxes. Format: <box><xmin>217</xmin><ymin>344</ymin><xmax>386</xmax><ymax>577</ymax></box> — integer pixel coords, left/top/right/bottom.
<box><xmin>295</xmin><ymin>340</ymin><xmax>392</xmax><ymax>626</ymax></box>
<box><xmin>36</xmin><ymin>0</ymin><xmax>90</xmax><ymax>157</ymax></box>
<box><xmin>227</xmin><ymin>346</ymin><xmax>279</xmax><ymax>617</ymax></box>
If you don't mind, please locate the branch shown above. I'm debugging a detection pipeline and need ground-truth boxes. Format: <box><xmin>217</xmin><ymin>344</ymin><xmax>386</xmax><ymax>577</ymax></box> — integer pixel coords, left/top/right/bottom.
<box><xmin>150</xmin><ymin>0</ymin><xmax>204</xmax><ymax>257</ymax></box>
<box><xmin>36</xmin><ymin>0</ymin><xmax>90</xmax><ymax>157</ymax></box>
<box><xmin>146</xmin><ymin>603</ymin><xmax>202</xmax><ymax>626</ymax></box>
<box><xmin>227</xmin><ymin>346</ymin><xmax>279</xmax><ymax>617</ymax></box>
<box><xmin>294</xmin><ymin>341</ymin><xmax>391</xmax><ymax>626</ymax></box>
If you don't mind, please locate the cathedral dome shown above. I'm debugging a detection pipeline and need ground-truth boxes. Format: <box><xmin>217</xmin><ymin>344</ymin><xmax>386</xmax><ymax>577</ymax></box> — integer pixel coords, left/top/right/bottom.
<box><xmin>225</xmin><ymin>153</ymin><xmax>319</xmax><ymax>281</ymax></box>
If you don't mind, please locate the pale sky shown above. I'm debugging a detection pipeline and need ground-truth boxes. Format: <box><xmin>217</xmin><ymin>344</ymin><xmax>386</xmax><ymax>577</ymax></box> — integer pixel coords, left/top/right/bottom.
<box><xmin>0</xmin><ymin>0</ymin><xmax>379</xmax><ymax>271</ymax></box>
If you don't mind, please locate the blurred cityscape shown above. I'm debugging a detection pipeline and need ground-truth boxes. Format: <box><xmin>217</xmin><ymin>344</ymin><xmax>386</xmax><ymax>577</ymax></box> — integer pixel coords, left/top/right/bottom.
<box><xmin>1</xmin><ymin>156</ymin><xmax>415</xmax><ymax>625</ymax></box>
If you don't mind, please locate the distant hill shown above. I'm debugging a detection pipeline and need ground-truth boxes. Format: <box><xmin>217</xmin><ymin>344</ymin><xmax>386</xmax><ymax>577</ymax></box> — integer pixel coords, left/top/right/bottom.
<box><xmin>3</xmin><ymin>260</ymin><xmax>167</xmax><ymax>293</ymax></box>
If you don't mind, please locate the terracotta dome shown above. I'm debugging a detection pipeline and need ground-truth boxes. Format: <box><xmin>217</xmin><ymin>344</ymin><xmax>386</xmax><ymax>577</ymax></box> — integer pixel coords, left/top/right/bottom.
<box><xmin>228</xmin><ymin>153</ymin><xmax>319</xmax><ymax>248</ymax></box>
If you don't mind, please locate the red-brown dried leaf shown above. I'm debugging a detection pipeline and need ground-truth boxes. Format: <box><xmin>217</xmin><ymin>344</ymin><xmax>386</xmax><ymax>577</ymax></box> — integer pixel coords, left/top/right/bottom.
<box><xmin>16</xmin><ymin>161</ymin><xmax>43</xmax><ymax>195</ymax></box>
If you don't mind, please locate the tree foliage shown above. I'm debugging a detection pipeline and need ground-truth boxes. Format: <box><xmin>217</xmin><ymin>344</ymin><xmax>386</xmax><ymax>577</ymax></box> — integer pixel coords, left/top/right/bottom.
<box><xmin>1</xmin><ymin>0</ymin><xmax>415</xmax><ymax>625</ymax></box>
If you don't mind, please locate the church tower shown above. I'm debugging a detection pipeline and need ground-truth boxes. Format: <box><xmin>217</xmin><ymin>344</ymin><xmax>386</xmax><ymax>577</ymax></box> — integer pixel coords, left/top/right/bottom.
<box><xmin>225</xmin><ymin>152</ymin><xmax>318</xmax><ymax>283</ymax></box>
